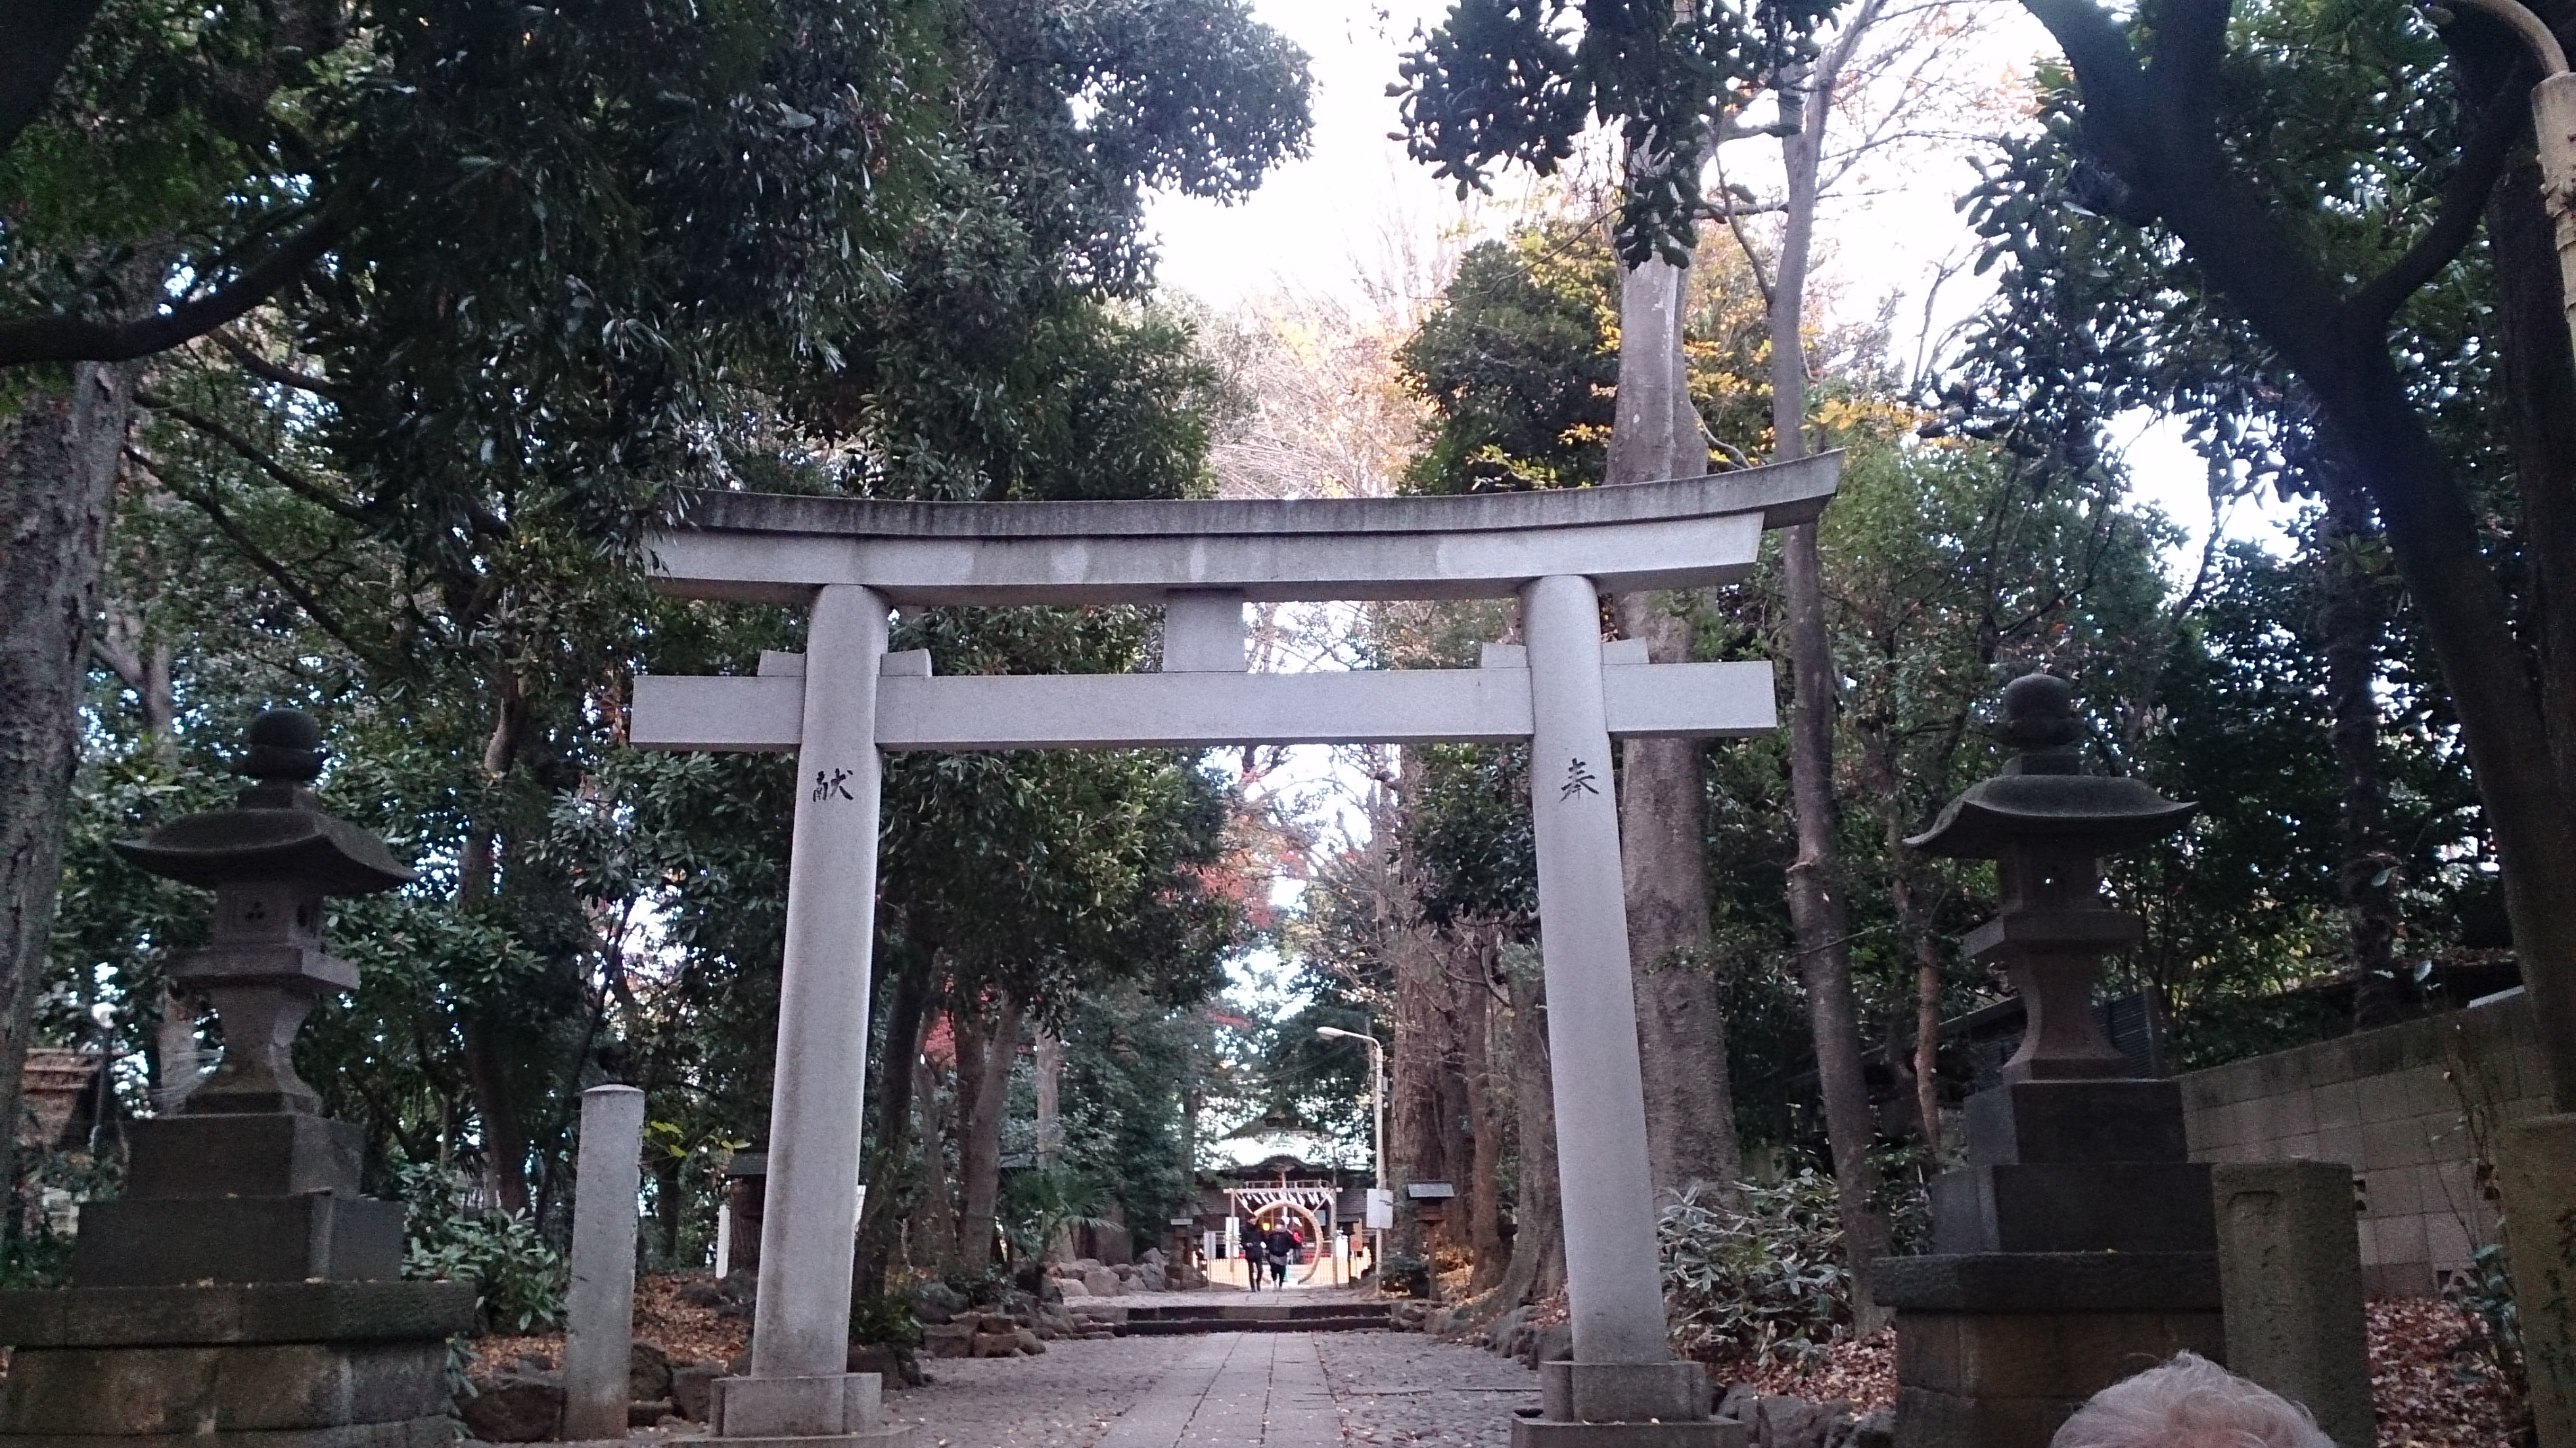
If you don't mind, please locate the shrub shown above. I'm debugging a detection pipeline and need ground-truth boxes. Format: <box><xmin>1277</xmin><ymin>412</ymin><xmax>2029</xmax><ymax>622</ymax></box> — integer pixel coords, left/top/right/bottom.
<box><xmin>398</xmin><ymin>1165</ymin><xmax>566</xmax><ymax>1333</ymax></box>
<box><xmin>1657</xmin><ymin>1170</ymin><xmax>1851</xmax><ymax>1367</ymax></box>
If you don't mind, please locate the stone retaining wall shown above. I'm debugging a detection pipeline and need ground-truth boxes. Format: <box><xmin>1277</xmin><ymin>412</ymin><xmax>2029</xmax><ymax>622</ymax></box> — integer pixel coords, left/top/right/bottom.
<box><xmin>2177</xmin><ymin>991</ymin><xmax>2546</xmax><ymax>1298</ymax></box>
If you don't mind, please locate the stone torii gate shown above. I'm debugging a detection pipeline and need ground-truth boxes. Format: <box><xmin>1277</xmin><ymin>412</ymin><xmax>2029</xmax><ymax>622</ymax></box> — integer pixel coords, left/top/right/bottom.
<box><xmin>631</xmin><ymin>457</ymin><xmax>1840</xmax><ymax>1447</ymax></box>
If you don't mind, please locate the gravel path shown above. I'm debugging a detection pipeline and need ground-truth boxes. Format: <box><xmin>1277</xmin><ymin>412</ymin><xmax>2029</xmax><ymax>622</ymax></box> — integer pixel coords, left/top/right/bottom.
<box><xmin>892</xmin><ymin>1330</ymin><xmax>1538</xmax><ymax>1448</ymax></box>
<box><xmin>1318</xmin><ymin>1330</ymin><xmax>1539</xmax><ymax>1448</ymax></box>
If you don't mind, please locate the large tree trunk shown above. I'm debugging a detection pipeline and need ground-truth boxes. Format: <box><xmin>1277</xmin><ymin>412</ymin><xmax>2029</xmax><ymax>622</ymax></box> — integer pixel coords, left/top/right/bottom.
<box><xmin>1459</xmin><ymin>947</ymin><xmax>1509</xmax><ymax>1294</ymax></box>
<box><xmin>1491</xmin><ymin>947</ymin><xmax>1564</xmax><ymax>1308</ymax></box>
<box><xmin>1608</xmin><ymin>254</ymin><xmax>1744</xmax><ymax>1196</ymax></box>
<box><xmin>455</xmin><ymin>678</ymin><xmax>532</xmax><ymax>1211</ymax></box>
<box><xmin>1771</xmin><ymin>64</ymin><xmax>1888</xmax><ymax>1326</ymax></box>
<box><xmin>0</xmin><ymin>361</ymin><xmax>136</xmax><ymax>1259</ymax></box>
<box><xmin>2486</xmin><ymin>148</ymin><xmax>2576</xmax><ymax>805</ymax></box>
<box><xmin>854</xmin><ymin>963</ymin><xmax>932</xmax><ymax>1299</ymax></box>
<box><xmin>950</xmin><ymin>990</ymin><xmax>1021</xmax><ymax>1271</ymax></box>
<box><xmin>2318</xmin><ymin>486</ymin><xmax>2403</xmax><ymax>1028</ymax></box>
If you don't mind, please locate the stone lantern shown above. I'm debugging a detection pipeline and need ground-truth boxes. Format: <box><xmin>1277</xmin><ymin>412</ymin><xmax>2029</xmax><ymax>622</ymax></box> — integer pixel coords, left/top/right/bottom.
<box><xmin>1875</xmin><ymin>674</ymin><xmax>2217</xmax><ymax>1448</ymax></box>
<box><xmin>0</xmin><ymin>710</ymin><xmax>474</xmax><ymax>1448</ymax></box>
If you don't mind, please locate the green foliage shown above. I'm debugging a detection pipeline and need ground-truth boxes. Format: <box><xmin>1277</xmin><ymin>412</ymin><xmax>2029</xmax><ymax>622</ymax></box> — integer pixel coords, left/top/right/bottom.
<box><xmin>848</xmin><ymin>1292</ymin><xmax>924</xmax><ymax>1350</ymax></box>
<box><xmin>1000</xmin><ymin>1167</ymin><xmax>1116</xmax><ymax>1264</ymax></box>
<box><xmin>1658</xmin><ymin>1172</ymin><xmax>1851</xmax><ymax>1367</ymax></box>
<box><xmin>398</xmin><ymin>1165</ymin><xmax>566</xmax><ymax>1332</ymax></box>
<box><xmin>1392</xmin><ymin>0</ymin><xmax>1839</xmax><ymax>263</ymax></box>
<box><xmin>2447</xmin><ymin>1242</ymin><xmax>2525</xmax><ymax>1395</ymax></box>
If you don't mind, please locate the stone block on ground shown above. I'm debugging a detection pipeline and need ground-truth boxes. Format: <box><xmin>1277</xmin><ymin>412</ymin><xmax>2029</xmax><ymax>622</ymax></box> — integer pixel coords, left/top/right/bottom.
<box><xmin>628</xmin><ymin>1340</ymin><xmax>673</xmax><ymax>1403</ymax></box>
<box><xmin>910</xmin><ymin>1280</ymin><xmax>966</xmax><ymax>1324</ymax></box>
<box><xmin>457</xmin><ymin>1373</ymin><xmax>564</xmax><ymax>1442</ymax></box>
<box><xmin>671</xmin><ymin>1361</ymin><xmax>724</xmax><ymax>1420</ymax></box>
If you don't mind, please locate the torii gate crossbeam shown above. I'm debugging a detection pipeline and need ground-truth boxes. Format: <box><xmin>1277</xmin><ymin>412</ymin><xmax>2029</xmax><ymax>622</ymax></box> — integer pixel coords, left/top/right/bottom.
<box><xmin>633</xmin><ymin>457</ymin><xmax>1839</xmax><ymax>1448</ymax></box>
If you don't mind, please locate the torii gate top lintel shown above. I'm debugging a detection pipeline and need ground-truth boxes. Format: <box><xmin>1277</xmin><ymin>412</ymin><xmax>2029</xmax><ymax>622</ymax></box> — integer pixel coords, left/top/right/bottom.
<box><xmin>646</xmin><ymin>453</ymin><xmax>1841</xmax><ymax>606</ymax></box>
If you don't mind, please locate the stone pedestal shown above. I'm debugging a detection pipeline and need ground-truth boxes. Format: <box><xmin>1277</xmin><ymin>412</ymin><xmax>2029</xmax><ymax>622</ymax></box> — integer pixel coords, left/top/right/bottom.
<box><xmin>2499</xmin><ymin>1112</ymin><xmax>2576</xmax><ymax>1448</ymax></box>
<box><xmin>1</xmin><ymin>1110</ymin><xmax>472</xmax><ymax>1448</ymax></box>
<box><xmin>1879</xmin><ymin>1083</ymin><xmax>2224</xmax><ymax>1448</ymax></box>
<box><xmin>706</xmin><ymin>1372</ymin><xmax>913</xmax><ymax>1447</ymax></box>
<box><xmin>0</xmin><ymin>1280</ymin><xmax>474</xmax><ymax>1448</ymax></box>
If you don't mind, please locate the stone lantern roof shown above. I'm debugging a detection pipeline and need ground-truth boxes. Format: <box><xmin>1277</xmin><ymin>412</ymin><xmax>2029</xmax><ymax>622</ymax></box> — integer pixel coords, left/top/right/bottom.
<box><xmin>112</xmin><ymin>708</ymin><xmax>411</xmax><ymax>894</ymax></box>
<box><xmin>1904</xmin><ymin>673</ymin><xmax>2194</xmax><ymax>859</ymax></box>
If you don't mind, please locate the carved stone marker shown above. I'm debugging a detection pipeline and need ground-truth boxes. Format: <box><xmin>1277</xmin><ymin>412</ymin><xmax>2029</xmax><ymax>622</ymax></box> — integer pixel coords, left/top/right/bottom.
<box><xmin>1880</xmin><ymin>674</ymin><xmax>2215</xmax><ymax>1448</ymax></box>
<box><xmin>0</xmin><ymin>709</ymin><xmax>475</xmax><ymax>1448</ymax></box>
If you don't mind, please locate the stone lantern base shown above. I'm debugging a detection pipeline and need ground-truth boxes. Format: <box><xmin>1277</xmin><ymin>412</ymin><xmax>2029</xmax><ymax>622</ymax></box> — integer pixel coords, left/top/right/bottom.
<box><xmin>0</xmin><ymin>1109</ymin><xmax>472</xmax><ymax>1448</ymax></box>
<box><xmin>1877</xmin><ymin>1081</ymin><xmax>2224</xmax><ymax>1448</ymax></box>
<box><xmin>0</xmin><ymin>1279</ymin><xmax>475</xmax><ymax>1448</ymax></box>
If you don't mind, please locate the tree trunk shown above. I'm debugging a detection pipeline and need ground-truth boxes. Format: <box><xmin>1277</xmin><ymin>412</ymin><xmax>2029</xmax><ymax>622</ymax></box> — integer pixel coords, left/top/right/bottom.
<box><xmin>1492</xmin><ymin>947</ymin><xmax>1564</xmax><ymax>1307</ymax></box>
<box><xmin>0</xmin><ymin>361</ymin><xmax>137</xmax><ymax>1262</ymax></box>
<box><xmin>2308</xmin><ymin>350</ymin><xmax>2576</xmax><ymax>1110</ymax></box>
<box><xmin>854</xmin><ymin>963</ymin><xmax>932</xmax><ymax>1299</ymax></box>
<box><xmin>950</xmin><ymin>990</ymin><xmax>1020</xmax><ymax>1271</ymax></box>
<box><xmin>2487</xmin><ymin>153</ymin><xmax>2576</xmax><ymax>805</ymax></box>
<box><xmin>456</xmin><ymin>677</ymin><xmax>530</xmax><ymax>1211</ymax></box>
<box><xmin>909</xmin><ymin>1045</ymin><xmax>958</xmax><ymax>1271</ymax></box>
<box><xmin>1461</xmin><ymin>947</ymin><xmax>1510</xmax><ymax>1295</ymax></box>
<box><xmin>2318</xmin><ymin>486</ymin><xmax>2402</xmax><ymax>1028</ymax></box>
<box><xmin>1772</xmin><ymin>65</ymin><xmax>1888</xmax><ymax>1326</ymax></box>
<box><xmin>1607</xmin><ymin>253</ymin><xmax>1745</xmax><ymax>1195</ymax></box>
<box><xmin>1034</xmin><ymin>1026</ymin><xmax>1063</xmax><ymax>1171</ymax></box>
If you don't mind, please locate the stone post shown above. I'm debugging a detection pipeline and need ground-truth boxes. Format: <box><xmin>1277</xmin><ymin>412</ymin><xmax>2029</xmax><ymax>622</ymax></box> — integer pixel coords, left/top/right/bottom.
<box><xmin>2499</xmin><ymin>1113</ymin><xmax>2576</xmax><ymax>1448</ymax></box>
<box><xmin>564</xmin><ymin>1085</ymin><xmax>649</xmax><ymax>1440</ymax></box>
<box><xmin>716</xmin><ymin>584</ymin><xmax>912</xmax><ymax>1445</ymax></box>
<box><xmin>1517</xmin><ymin>574</ymin><xmax>1734</xmax><ymax>1447</ymax></box>
<box><xmin>2211</xmin><ymin>1162</ymin><xmax>2372</xmax><ymax>1448</ymax></box>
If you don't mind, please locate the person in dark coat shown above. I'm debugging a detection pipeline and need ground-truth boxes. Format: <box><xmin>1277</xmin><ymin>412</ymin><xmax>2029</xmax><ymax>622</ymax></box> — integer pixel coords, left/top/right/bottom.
<box><xmin>1267</xmin><ymin>1225</ymin><xmax>1297</xmax><ymax>1286</ymax></box>
<box><xmin>1241</xmin><ymin>1222</ymin><xmax>1268</xmax><ymax>1291</ymax></box>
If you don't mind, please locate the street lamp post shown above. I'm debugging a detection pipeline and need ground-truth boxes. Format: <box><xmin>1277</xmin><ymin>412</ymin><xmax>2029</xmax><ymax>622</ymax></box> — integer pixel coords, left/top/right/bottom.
<box><xmin>2439</xmin><ymin>0</ymin><xmax>2576</xmax><ymax>362</ymax></box>
<box><xmin>1315</xmin><ymin>1026</ymin><xmax>1385</xmax><ymax>1283</ymax></box>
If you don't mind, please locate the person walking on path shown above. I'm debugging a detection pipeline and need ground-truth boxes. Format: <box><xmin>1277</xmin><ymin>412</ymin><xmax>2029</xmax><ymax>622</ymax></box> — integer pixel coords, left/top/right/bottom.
<box><xmin>1267</xmin><ymin>1225</ymin><xmax>1295</xmax><ymax>1288</ymax></box>
<box><xmin>1241</xmin><ymin>1223</ymin><xmax>1268</xmax><ymax>1292</ymax></box>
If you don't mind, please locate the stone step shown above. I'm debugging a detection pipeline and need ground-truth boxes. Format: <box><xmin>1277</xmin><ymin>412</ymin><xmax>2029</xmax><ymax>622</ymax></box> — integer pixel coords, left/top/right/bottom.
<box><xmin>1116</xmin><ymin>1313</ymin><xmax>1391</xmax><ymax>1336</ymax></box>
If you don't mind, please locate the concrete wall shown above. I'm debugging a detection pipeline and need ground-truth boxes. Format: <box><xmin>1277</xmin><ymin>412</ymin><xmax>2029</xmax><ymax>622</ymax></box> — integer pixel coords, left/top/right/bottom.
<box><xmin>2178</xmin><ymin>991</ymin><xmax>2548</xmax><ymax>1298</ymax></box>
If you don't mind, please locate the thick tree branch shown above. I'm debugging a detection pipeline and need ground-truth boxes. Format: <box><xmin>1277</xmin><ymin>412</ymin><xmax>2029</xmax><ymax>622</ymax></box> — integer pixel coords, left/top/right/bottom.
<box><xmin>212</xmin><ymin>329</ymin><xmax>348</xmax><ymax>399</ymax></box>
<box><xmin>2148</xmin><ymin>0</ymin><xmax>2234</xmax><ymax>115</ymax></box>
<box><xmin>0</xmin><ymin>0</ymin><xmax>106</xmax><ymax>154</ymax></box>
<box><xmin>2017</xmin><ymin>0</ymin><xmax>2161</xmax><ymax>156</ymax></box>
<box><xmin>0</xmin><ymin>201</ymin><xmax>349</xmax><ymax>369</ymax></box>
<box><xmin>2348</xmin><ymin>78</ymin><xmax>2526</xmax><ymax>328</ymax></box>
<box><xmin>136</xmin><ymin>390</ymin><xmax>371</xmax><ymax>523</ymax></box>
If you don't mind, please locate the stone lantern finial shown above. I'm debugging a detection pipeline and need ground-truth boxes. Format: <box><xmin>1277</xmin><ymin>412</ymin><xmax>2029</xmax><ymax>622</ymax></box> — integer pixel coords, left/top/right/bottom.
<box><xmin>239</xmin><ymin>706</ymin><xmax>327</xmax><ymax>782</ymax></box>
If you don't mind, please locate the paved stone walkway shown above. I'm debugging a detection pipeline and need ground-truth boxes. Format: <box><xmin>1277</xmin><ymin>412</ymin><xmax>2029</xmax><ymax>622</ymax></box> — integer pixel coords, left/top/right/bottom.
<box><xmin>897</xmin><ymin>1330</ymin><xmax>1538</xmax><ymax>1448</ymax></box>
